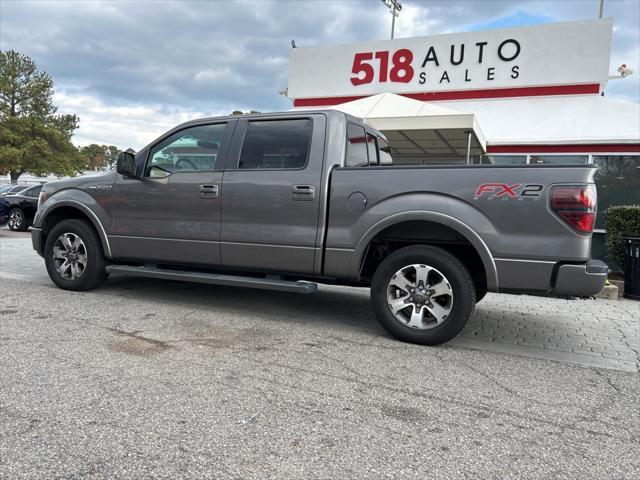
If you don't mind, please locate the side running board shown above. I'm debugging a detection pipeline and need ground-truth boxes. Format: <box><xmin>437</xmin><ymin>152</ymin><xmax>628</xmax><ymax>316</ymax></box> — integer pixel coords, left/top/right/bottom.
<box><xmin>105</xmin><ymin>265</ymin><xmax>318</xmax><ymax>294</ymax></box>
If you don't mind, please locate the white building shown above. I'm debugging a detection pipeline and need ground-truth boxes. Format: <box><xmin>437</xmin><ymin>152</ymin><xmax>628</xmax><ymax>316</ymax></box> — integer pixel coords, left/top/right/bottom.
<box><xmin>287</xmin><ymin>18</ymin><xmax>640</xmax><ymax>264</ymax></box>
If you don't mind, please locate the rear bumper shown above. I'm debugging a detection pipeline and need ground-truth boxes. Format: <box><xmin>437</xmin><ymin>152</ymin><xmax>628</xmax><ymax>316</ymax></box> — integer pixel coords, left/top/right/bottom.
<box><xmin>31</xmin><ymin>227</ymin><xmax>43</xmax><ymax>257</ymax></box>
<box><xmin>553</xmin><ymin>259</ymin><xmax>608</xmax><ymax>296</ymax></box>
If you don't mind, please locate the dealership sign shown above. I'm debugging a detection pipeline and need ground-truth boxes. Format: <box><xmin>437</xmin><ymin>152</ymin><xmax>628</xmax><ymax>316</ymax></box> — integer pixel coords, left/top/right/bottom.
<box><xmin>288</xmin><ymin>19</ymin><xmax>612</xmax><ymax>105</ymax></box>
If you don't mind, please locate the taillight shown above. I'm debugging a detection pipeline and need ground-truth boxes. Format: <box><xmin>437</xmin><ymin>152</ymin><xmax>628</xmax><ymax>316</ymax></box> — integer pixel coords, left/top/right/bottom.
<box><xmin>550</xmin><ymin>185</ymin><xmax>597</xmax><ymax>233</ymax></box>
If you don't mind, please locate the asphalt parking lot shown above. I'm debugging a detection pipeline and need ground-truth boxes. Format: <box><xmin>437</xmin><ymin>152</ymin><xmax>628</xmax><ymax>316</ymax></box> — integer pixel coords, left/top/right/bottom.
<box><xmin>1</xmin><ymin>228</ymin><xmax>639</xmax><ymax>479</ymax></box>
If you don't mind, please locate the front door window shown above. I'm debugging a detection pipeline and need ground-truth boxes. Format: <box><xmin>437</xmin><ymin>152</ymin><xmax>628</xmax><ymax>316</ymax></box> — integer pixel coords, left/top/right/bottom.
<box><xmin>147</xmin><ymin>124</ymin><xmax>228</xmax><ymax>177</ymax></box>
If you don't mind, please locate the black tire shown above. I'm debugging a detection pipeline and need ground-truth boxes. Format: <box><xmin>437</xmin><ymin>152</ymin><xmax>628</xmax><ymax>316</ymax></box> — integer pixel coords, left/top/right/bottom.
<box><xmin>371</xmin><ymin>245</ymin><xmax>475</xmax><ymax>346</ymax></box>
<box><xmin>8</xmin><ymin>208</ymin><xmax>28</xmax><ymax>231</ymax></box>
<box><xmin>44</xmin><ymin>219</ymin><xmax>108</xmax><ymax>291</ymax></box>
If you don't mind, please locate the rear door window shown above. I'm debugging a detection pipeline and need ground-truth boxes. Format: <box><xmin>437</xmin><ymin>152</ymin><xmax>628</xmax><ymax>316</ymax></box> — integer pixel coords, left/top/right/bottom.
<box><xmin>236</xmin><ymin>119</ymin><xmax>312</xmax><ymax>170</ymax></box>
<box><xmin>23</xmin><ymin>185</ymin><xmax>42</xmax><ymax>197</ymax></box>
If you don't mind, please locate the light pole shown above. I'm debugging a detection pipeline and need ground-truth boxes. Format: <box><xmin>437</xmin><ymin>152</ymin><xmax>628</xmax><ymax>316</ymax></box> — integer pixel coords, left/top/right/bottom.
<box><xmin>599</xmin><ymin>0</ymin><xmax>604</xmax><ymax>18</ymax></box>
<box><xmin>381</xmin><ymin>0</ymin><xmax>402</xmax><ymax>39</ymax></box>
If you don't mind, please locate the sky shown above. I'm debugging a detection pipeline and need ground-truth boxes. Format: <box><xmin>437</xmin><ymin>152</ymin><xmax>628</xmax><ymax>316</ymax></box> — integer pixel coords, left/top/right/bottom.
<box><xmin>1</xmin><ymin>0</ymin><xmax>639</xmax><ymax>149</ymax></box>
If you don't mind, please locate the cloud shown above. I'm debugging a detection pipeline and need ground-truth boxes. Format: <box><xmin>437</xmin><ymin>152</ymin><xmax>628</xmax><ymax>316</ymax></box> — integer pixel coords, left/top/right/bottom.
<box><xmin>1</xmin><ymin>0</ymin><xmax>638</xmax><ymax>147</ymax></box>
<box><xmin>53</xmin><ymin>90</ymin><xmax>224</xmax><ymax>150</ymax></box>
<box><xmin>466</xmin><ymin>10</ymin><xmax>554</xmax><ymax>31</ymax></box>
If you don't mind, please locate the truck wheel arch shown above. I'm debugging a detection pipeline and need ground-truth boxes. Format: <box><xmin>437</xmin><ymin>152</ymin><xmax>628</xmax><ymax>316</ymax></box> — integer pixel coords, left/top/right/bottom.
<box><xmin>39</xmin><ymin>201</ymin><xmax>112</xmax><ymax>259</ymax></box>
<box><xmin>352</xmin><ymin>211</ymin><xmax>498</xmax><ymax>291</ymax></box>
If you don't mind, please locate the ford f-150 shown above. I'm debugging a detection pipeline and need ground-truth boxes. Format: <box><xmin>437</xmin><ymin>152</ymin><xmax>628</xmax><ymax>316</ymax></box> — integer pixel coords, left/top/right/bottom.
<box><xmin>31</xmin><ymin>111</ymin><xmax>607</xmax><ymax>345</ymax></box>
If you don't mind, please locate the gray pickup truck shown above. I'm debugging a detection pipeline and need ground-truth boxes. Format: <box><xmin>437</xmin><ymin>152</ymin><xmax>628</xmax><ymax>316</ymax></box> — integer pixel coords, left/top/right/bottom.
<box><xmin>32</xmin><ymin>110</ymin><xmax>607</xmax><ymax>345</ymax></box>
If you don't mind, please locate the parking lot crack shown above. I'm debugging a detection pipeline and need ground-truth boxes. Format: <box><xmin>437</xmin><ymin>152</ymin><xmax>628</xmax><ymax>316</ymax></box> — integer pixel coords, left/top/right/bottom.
<box><xmin>324</xmin><ymin>334</ymin><xmax>404</xmax><ymax>351</ymax></box>
<box><xmin>613</xmin><ymin>324</ymin><xmax>640</xmax><ymax>370</ymax></box>
<box><xmin>232</xmin><ymin>357</ymin><xmax>632</xmax><ymax>441</ymax></box>
<box><xmin>593</xmin><ymin>369</ymin><xmax>623</xmax><ymax>394</ymax></box>
<box><xmin>105</xmin><ymin>327</ymin><xmax>173</xmax><ymax>356</ymax></box>
<box><xmin>314</xmin><ymin>350</ymin><xmax>363</xmax><ymax>378</ymax></box>
<box><xmin>455</xmin><ymin>359</ymin><xmax>566</xmax><ymax>407</ymax></box>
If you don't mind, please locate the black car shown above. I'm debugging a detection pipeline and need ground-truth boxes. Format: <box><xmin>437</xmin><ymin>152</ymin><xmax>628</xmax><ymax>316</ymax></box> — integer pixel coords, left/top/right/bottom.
<box><xmin>0</xmin><ymin>197</ymin><xmax>8</xmax><ymax>227</ymax></box>
<box><xmin>4</xmin><ymin>184</ymin><xmax>43</xmax><ymax>231</ymax></box>
<box><xmin>0</xmin><ymin>184</ymin><xmax>29</xmax><ymax>196</ymax></box>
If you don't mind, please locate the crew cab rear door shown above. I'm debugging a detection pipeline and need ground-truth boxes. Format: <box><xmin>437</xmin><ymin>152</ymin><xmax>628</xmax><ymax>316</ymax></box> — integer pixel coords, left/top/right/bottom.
<box><xmin>220</xmin><ymin>114</ymin><xmax>326</xmax><ymax>274</ymax></box>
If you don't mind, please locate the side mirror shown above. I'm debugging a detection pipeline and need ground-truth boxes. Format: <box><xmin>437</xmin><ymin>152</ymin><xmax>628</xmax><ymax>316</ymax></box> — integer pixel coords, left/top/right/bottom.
<box><xmin>116</xmin><ymin>151</ymin><xmax>138</xmax><ymax>178</ymax></box>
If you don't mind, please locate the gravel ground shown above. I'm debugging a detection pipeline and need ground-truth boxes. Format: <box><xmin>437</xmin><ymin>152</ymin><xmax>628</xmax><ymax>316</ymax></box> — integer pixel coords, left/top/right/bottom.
<box><xmin>0</xmin><ymin>228</ymin><xmax>639</xmax><ymax>479</ymax></box>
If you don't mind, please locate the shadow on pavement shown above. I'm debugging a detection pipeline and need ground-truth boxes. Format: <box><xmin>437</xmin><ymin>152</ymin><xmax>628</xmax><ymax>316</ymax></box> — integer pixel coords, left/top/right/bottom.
<box><xmin>96</xmin><ymin>276</ymin><xmax>386</xmax><ymax>337</ymax></box>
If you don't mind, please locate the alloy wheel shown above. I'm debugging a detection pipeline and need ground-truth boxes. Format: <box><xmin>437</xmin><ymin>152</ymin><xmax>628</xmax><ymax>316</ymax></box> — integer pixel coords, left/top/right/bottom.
<box><xmin>52</xmin><ymin>232</ymin><xmax>88</xmax><ymax>280</ymax></box>
<box><xmin>386</xmin><ymin>263</ymin><xmax>454</xmax><ymax>329</ymax></box>
<box><xmin>8</xmin><ymin>210</ymin><xmax>23</xmax><ymax>230</ymax></box>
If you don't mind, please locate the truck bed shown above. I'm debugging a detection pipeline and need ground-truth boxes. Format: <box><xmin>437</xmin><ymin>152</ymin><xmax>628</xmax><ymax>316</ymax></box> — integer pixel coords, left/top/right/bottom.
<box><xmin>324</xmin><ymin>164</ymin><xmax>597</xmax><ymax>293</ymax></box>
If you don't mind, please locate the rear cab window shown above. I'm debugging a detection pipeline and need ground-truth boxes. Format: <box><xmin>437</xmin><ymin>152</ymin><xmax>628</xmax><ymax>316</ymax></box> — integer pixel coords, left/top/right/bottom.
<box><xmin>346</xmin><ymin>122</ymin><xmax>393</xmax><ymax>167</ymax></box>
<box><xmin>377</xmin><ymin>137</ymin><xmax>393</xmax><ymax>165</ymax></box>
<box><xmin>346</xmin><ymin>123</ymin><xmax>369</xmax><ymax>167</ymax></box>
<box><xmin>366</xmin><ymin>133</ymin><xmax>378</xmax><ymax>166</ymax></box>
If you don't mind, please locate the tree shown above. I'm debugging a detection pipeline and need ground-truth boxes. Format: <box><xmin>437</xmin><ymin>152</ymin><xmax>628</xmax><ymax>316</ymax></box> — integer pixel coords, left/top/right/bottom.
<box><xmin>0</xmin><ymin>50</ymin><xmax>83</xmax><ymax>183</ymax></box>
<box><xmin>104</xmin><ymin>145</ymin><xmax>119</xmax><ymax>169</ymax></box>
<box><xmin>81</xmin><ymin>144</ymin><xmax>105</xmax><ymax>170</ymax></box>
<box><xmin>81</xmin><ymin>144</ymin><xmax>120</xmax><ymax>170</ymax></box>
<box><xmin>231</xmin><ymin>110</ymin><xmax>261</xmax><ymax>115</ymax></box>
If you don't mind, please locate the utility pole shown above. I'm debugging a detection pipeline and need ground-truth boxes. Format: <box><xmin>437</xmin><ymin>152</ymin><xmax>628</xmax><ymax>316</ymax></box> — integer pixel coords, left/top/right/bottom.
<box><xmin>599</xmin><ymin>0</ymin><xmax>604</xmax><ymax>18</ymax></box>
<box><xmin>381</xmin><ymin>0</ymin><xmax>402</xmax><ymax>39</ymax></box>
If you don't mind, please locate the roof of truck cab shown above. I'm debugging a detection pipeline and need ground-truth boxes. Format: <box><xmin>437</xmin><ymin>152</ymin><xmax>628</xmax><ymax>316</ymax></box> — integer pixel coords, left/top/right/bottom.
<box><xmin>139</xmin><ymin>109</ymin><xmax>373</xmax><ymax>154</ymax></box>
<box><xmin>176</xmin><ymin>109</ymin><xmax>359</xmax><ymax>126</ymax></box>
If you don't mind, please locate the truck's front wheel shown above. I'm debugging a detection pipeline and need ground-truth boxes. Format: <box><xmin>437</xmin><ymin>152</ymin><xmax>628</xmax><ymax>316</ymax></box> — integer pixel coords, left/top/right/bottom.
<box><xmin>44</xmin><ymin>219</ymin><xmax>108</xmax><ymax>291</ymax></box>
<box><xmin>371</xmin><ymin>245</ymin><xmax>475</xmax><ymax>345</ymax></box>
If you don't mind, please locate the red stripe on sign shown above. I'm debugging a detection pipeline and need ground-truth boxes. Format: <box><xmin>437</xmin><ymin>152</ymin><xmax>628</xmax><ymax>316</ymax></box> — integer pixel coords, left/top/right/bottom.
<box><xmin>487</xmin><ymin>144</ymin><xmax>640</xmax><ymax>154</ymax></box>
<box><xmin>294</xmin><ymin>94</ymin><xmax>368</xmax><ymax>107</ymax></box>
<box><xmin>292</xmin><ymin>84</ymin><xmax>602</xmax><ymax>107</ymax></box>
<box><xmin>404</xmin><ymin>84</ymin><xmax>601</xmax><ymax>101</ymax></box>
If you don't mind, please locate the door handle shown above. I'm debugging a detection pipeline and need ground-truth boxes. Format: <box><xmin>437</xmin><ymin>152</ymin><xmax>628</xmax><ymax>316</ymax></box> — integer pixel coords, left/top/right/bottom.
<box><xmin>291</xmin><ymin>185</ymin><xmax>315</xmax><ymax>201</ymax></box>
<box><xmin>199</xmin><ymin>184</ymin><xmax>219</xmax><ymax>199</ymax></box>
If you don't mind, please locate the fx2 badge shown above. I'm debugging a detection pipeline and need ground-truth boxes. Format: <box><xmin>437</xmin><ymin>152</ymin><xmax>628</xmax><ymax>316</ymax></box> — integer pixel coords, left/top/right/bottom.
<box><xmin>474</xmin><ymin>183</ymin><xmax>544</xmax><ymax>200</ymax></box>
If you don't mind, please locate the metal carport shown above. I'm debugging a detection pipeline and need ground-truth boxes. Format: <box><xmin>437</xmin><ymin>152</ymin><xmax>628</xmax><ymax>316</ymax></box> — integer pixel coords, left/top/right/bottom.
<box><xmin>331</xmin><ymin>93</ymin><xmax>487</xmax><ymax>164</ymax></box>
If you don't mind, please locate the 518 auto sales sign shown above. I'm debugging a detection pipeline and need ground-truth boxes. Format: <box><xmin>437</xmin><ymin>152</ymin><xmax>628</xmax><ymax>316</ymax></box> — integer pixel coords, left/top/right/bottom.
<box><xmin>288</xmin><ymin>19</ymin><xmax>612</xmax><ymax>104</ymax></box>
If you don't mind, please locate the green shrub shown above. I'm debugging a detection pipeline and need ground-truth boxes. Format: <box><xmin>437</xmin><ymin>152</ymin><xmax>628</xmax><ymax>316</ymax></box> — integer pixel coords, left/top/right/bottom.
<box><xmin>605</xmin><ymin>205</ymin><xmax>640</xmax><ymax>270</ymax></box>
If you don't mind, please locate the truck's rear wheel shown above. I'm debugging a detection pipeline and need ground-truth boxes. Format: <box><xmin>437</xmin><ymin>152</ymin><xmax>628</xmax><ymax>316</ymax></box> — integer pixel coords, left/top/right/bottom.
<box><xmin>371</xmin><ymin>245</ymin><xmax>475</xmax><ymax>345</ymax></box>
<box><xmin>44</xmin><ymin>219</ymin><xmax>108</xmax><ymax>291</ymax></box>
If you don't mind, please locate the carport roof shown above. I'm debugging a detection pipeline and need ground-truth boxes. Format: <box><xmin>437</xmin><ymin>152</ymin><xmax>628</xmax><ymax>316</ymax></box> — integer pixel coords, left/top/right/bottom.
<box><xmin>330</xmin><ymin>92</ymin><xmax>487</xmax><ymax>155</ymax></box>
<box><xmin>437</xmin><ymin>94</ymin><xmax>640</xmax><ymax>146</ymax></box>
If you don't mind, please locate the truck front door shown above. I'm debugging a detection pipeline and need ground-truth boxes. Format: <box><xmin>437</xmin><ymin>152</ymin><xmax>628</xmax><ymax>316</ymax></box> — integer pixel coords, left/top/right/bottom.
<box><xmin>220</xmin><ymin>115</ymin><xmax>326</xmax><ymax>274</ymax></box>
<box><xmin>111</xmin><ymin>121</ymin><xmax>235</xmax><ymax>266</ymax></box>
